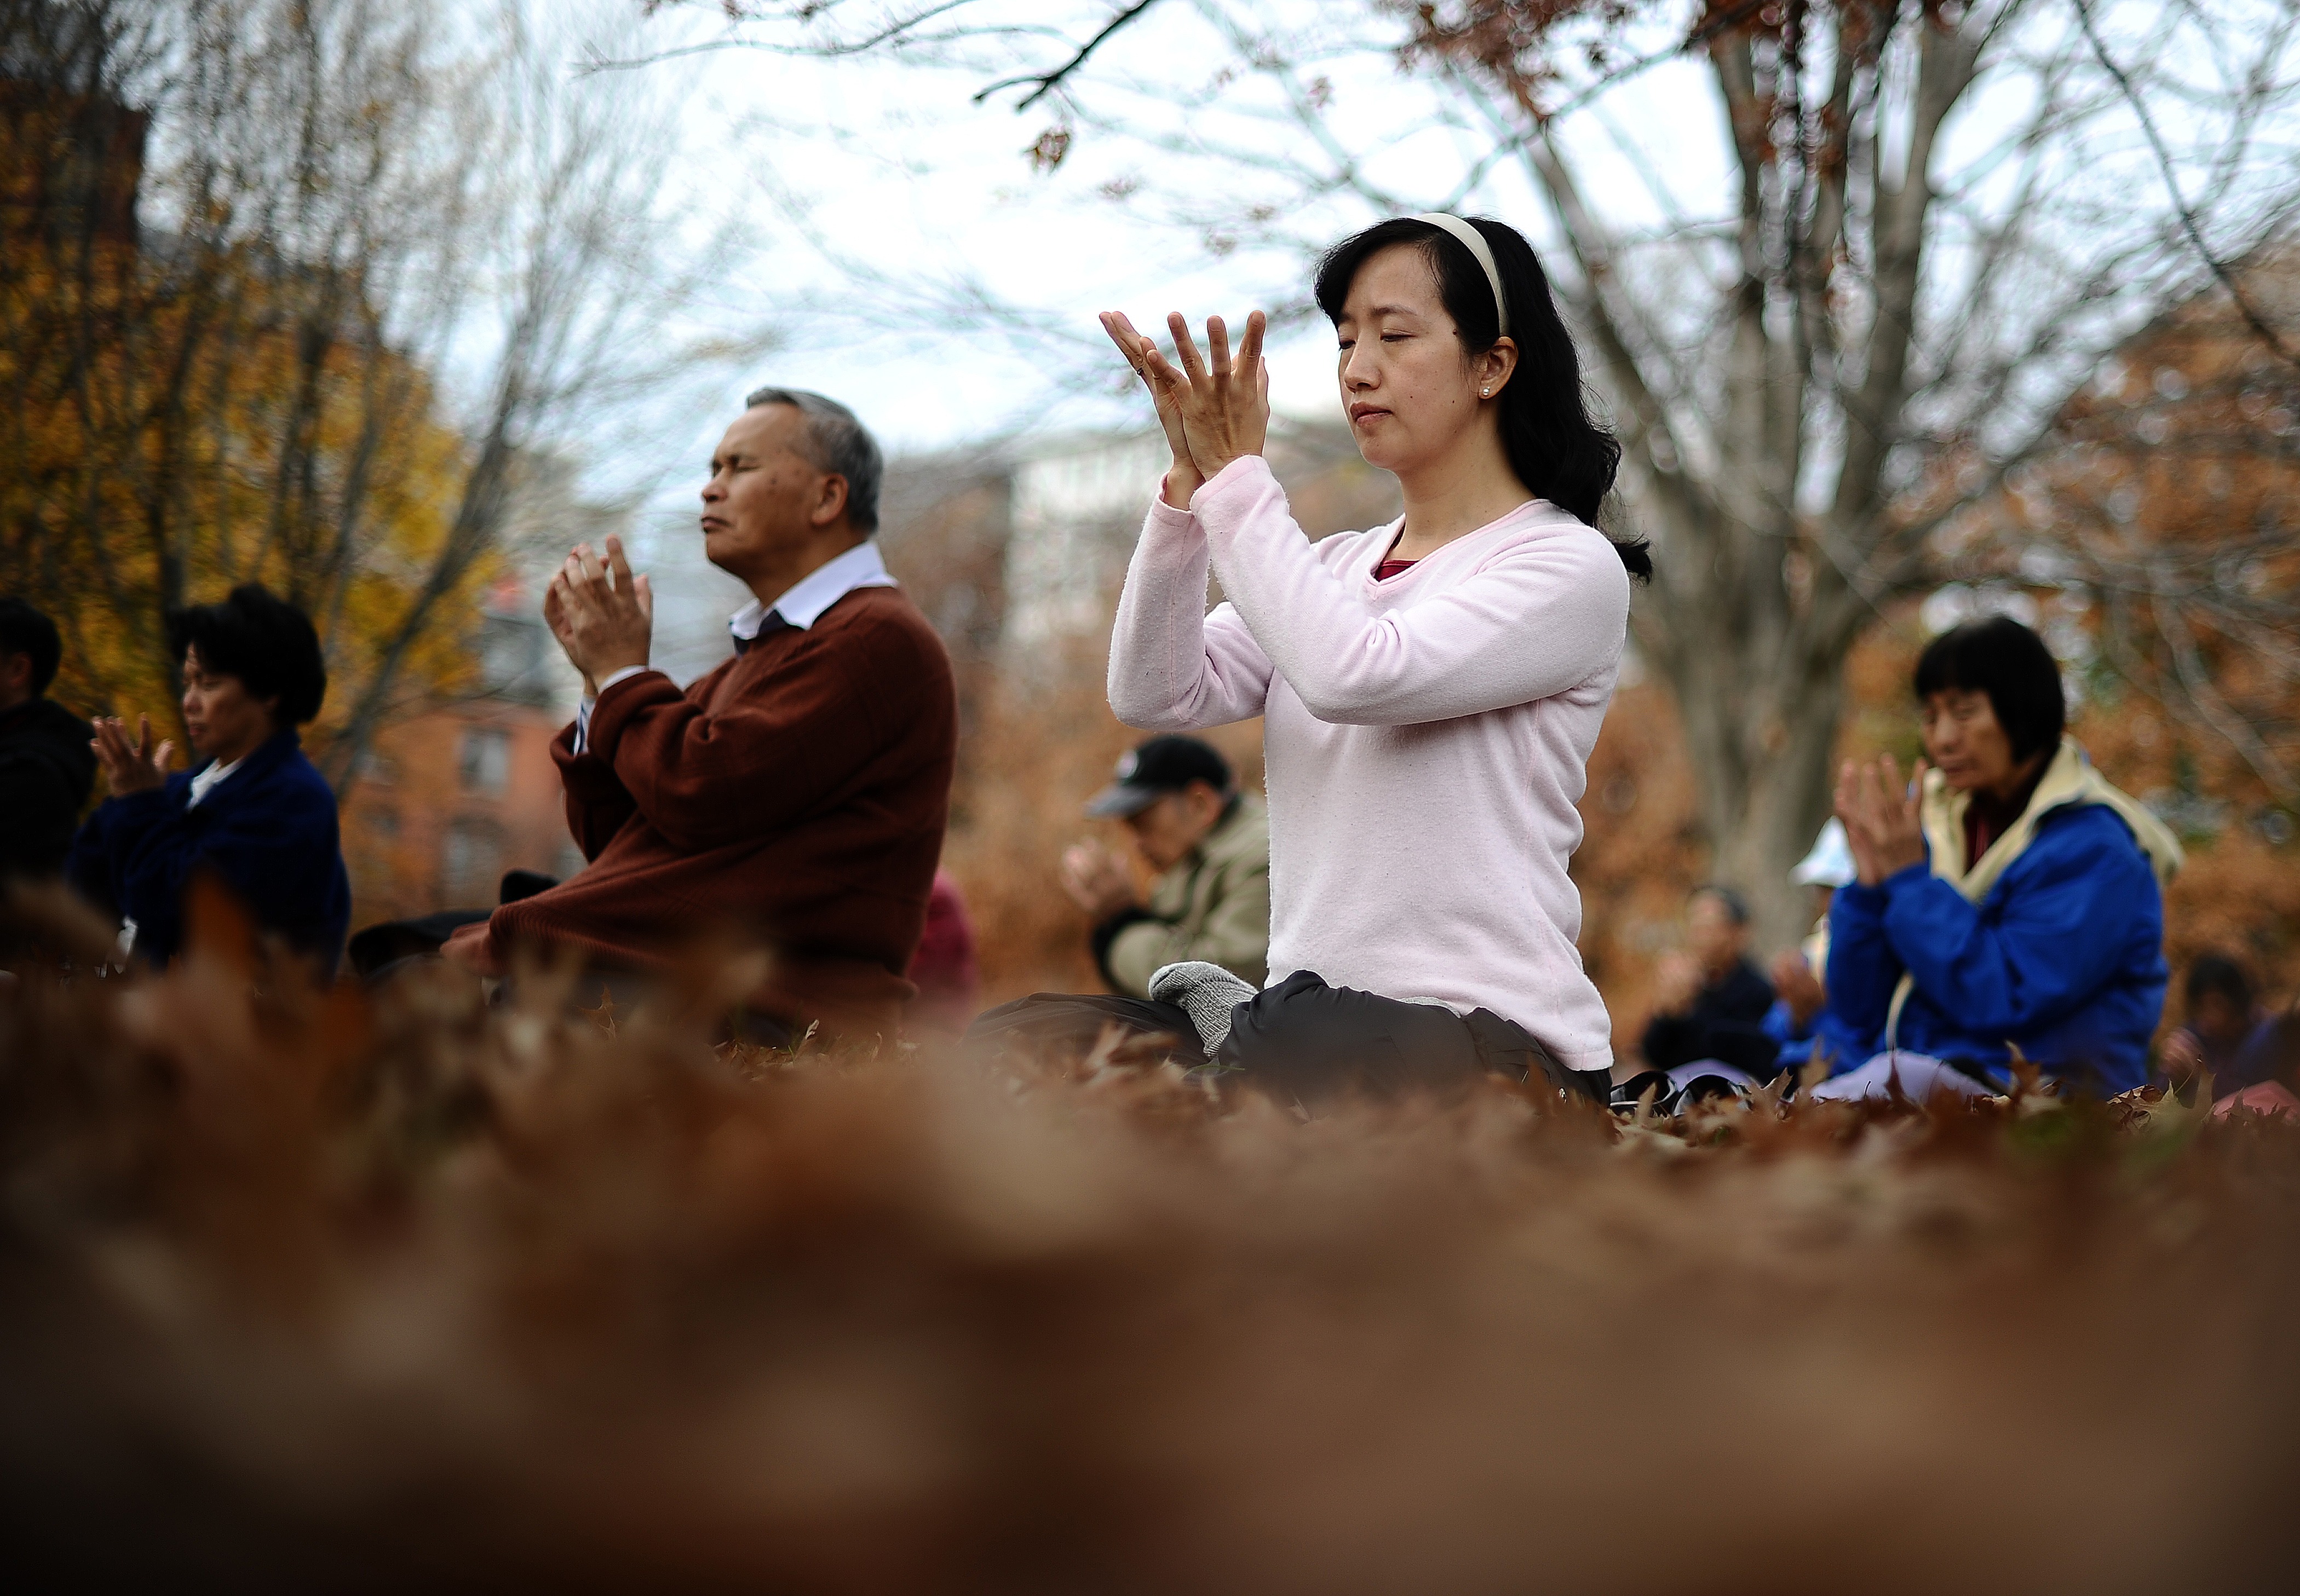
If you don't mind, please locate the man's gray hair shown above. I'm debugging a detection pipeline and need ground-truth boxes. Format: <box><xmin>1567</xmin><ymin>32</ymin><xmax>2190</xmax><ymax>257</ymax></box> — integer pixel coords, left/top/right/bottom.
<box><xmin>743</xmin><ymin>385</ymin><xmax>884</xmax><ymax>533</ymax></box>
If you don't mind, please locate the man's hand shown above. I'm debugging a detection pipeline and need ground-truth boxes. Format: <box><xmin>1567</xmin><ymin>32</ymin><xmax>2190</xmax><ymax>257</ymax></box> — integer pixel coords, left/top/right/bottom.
<box><xmin>1770</xmin><ymin>948</ymin><xmax>1827</xmax><ymax>1028</ymax></box>
<box><xmin>1105</xmin><ymin>309</ymin><xmax>1270</xmax><ymax>488</ymax></box>
<box><xmin>547</xmin><ymin>535</ymin><xmax>653</xmax><ymax>688</ymax></box>
<box><xmin>90</xmin><ymin>715</ymin><xmax>173</xmax><ymax>797</ymax></box>
<box><xmin>1835</xmin><ymin>753</ymin><xmax>1929</xmax><ymax>886</ymax></box>
<box><xmin>1060</xmin><ymin>840</ymin><xmax>1138</xmax><ymax>922</ymax></box>
<box><xmin>542</xmin><ymin>578</ymin><xmax>597</xmax><ymax>698</ymax></box>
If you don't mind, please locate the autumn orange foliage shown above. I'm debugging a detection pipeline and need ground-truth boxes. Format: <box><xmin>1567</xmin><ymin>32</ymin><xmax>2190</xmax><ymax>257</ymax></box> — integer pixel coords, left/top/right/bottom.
<box><xmin>1</xmin><ymin>74</ymin><xmax>501</xmax><ymax>770</ymax></box>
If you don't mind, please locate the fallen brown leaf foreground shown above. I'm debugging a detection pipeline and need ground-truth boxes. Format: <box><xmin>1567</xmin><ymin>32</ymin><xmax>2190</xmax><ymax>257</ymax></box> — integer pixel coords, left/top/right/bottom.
<box><xmin>2</xmin><ymin>888</ymin><xmax>2297</xmax><ymax>1595</ymax></box>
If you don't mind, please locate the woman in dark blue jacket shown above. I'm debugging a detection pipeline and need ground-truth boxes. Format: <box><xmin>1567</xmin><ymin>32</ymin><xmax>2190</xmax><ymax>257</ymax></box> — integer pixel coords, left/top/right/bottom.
<box><xmin>67</xmin><ymin>584</ymin><xmax>351</xmax><ymax>972</ymax></box>
<box><xmin>1816</xmin><ymin>617</ymin><xmax>2182</xmax><ymax>1100</ymax></box>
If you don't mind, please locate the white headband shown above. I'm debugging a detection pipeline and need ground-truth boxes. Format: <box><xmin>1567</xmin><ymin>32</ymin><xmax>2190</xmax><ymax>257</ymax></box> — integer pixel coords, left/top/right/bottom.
<box><xmin>1410</xmin><ymin>212</ymin><xmax>1510</xmax><ymax>339</ymax></box>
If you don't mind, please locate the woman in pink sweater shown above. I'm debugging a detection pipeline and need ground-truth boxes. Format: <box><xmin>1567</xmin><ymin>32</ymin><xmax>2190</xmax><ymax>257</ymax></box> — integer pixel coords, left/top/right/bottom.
<box><xmin>1090</xmin><ymin>214</ymin><xmax>1648</xmax><ymax>1105</ymax></box>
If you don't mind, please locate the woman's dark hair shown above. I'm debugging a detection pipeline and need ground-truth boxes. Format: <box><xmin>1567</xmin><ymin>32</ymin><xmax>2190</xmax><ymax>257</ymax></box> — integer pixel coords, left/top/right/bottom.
<box><xmin>1313</xmin><ymin>215</ymin><xmax>1652</xmax><ymax>580</ymax></box>
<box><xmin>165</xmin><ymin>583</ymin><xmax>326</xmax><ymax>726</ymax></box>
<box><xmin>2185</xmin><ymin>952</ymin><xmax>2253</xmax><ymax>1012</ymax></box>
<box><xmin>1911</xmin><ymin>615</ymin><xmax>2065</xmax><ymax>764</ymax></box>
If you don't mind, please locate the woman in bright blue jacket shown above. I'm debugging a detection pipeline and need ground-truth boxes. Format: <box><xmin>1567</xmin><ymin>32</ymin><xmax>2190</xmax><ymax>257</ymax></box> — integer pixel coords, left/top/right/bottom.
<box><xmin>1816</xmin><ymin>616</ymin><xmax>2182</xmax><ymax>1100</ymax></box>
<box><xmin>68</xmin><ymin>584</ymin><xmax>351</xmax><ymax>973</ymax></box>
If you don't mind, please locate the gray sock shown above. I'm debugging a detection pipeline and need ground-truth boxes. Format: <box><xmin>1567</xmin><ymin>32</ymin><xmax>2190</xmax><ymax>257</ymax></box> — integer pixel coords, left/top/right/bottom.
<box><xmin>1148</xmin><ymin>960</ymin><xmax>1257</xmax><ymax>1056</ymax></box>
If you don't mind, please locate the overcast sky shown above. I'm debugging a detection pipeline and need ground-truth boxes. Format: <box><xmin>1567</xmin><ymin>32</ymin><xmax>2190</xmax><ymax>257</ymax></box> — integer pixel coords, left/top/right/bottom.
<box><xmin>606</xmin><ymin>1</ymin><xmax>1736</xmax><ymax>458</ymax></box>
<box><xmin>535</xmin><ymin>0</ymin><xmax>2279</xmax><ymax>656</ymax></box>
<box><xmin>570</xmin><ymin>0</ymin><xmax>1957</xmax><ymax>649</ymax></box>
<box><xmin>579</xmin><ymin>0</ymin><xmax>1743</xmax><ymax>648</ymax></box>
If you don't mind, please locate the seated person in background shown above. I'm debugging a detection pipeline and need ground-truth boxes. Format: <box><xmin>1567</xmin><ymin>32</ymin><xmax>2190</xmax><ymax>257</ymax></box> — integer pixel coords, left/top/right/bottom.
<box><xmin>1762</xmin><ymin>819</ymin><xmax>1875</xmax><ymax>1075</ymax></box>
<box><xmin>443</xmin><ymin>388</ymin><xmax>957</xmax><ymax>1041</ymax></box>
<box><xmin>1815</xmin><ymin>616</ymin><xmax>2182</xmax><ymax>1102</ymax></box>
<box><xmin>2160</xmin><ymin>953</ymin><xmax>2279</xmax><ymax>1098</ymax></box>
<box><xmin>66</xmin><ymin>584</ymin><xmax>350</xmax><ymax>971</ymax></box>
<box><xmin>0</xmin><ymin>598</ymin><xmax>95</xmax><ymax>883</ymax></box>
<box><xmin>1638</xmin><ymin>885</ymin><xmax>1779</xmax><ymax>1078</ymax></box>
<box><xmin>1059</xmin><ymin>734</ymin><xmax>1270</xmax><ymax>998</ymax></box>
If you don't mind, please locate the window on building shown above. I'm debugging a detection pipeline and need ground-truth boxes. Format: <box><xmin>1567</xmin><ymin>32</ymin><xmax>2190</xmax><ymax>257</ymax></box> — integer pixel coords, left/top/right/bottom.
<box><xmin>353</xmin><ymin>747</ymin><xmax>396</xmax><ymax>785</ymax></box>
<box><xmin>441</xmin><ymin>820</ymin><xmax>503</xmax><ymax>900</ymax></box>
<box><xmin>459</xmin><ymin>727</ymin><xmax>510</xmax><ymax>796</ymax></box>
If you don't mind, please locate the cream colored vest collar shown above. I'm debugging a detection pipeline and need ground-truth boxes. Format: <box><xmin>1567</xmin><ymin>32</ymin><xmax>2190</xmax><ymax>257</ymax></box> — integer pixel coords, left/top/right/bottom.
<box><xmin>1918</xmin><ymin>737</ymin><xmax>2182</xmax><ymax>903</ymax></box>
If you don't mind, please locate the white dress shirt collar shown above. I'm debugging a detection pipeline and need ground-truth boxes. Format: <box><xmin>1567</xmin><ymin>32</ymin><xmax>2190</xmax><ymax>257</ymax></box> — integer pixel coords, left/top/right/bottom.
<box><xmin>729</xmin><ymin>538</ymin><xmax>897</xmax><ymax>640</ymax></box>
<box><xmin>576</xmin><ymin>541</ymin><xmax>898</xmax><ymax>757</ymax></box>
<box><xmin>186</xmin><ymin>755</ymin><xmax>244</xmax><ymax>809</ymax></box>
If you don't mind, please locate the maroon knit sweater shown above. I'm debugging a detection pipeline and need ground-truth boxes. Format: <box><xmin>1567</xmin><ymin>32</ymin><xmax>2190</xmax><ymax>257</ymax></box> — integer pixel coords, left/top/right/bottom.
<box><xmin>483</xmin><ymin>585</ymin><xmax>957</xmax><ymax>1033</ymax></box>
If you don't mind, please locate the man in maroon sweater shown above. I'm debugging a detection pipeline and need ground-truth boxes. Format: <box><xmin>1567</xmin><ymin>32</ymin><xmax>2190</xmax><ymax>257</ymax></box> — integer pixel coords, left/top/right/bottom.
<box><xmin>444</xmin><ymin>389</ymin><xmax>957</xmax><ymax>1038</ymax></box>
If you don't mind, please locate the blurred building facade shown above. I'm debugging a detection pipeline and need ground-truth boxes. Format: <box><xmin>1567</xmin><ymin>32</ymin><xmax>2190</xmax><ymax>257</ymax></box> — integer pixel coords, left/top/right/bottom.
<box><xmin>338</xmin><ymin>577</ymin><xmax>585</xmax><ymax>927</ymax></box>
<box><xmin>629</xmin><ymin>416</ymin><xmax>1402</xmax><ymax>719</ymax></box>
<box><xmin>1</xmin><ymin>3</ymin><xmax>147</xmax><ymax>249</ymax></box>
<box><xmin>875</xmin><ymin>418</ymin><xmax>1402</xmax><ymax>701</ymax></box>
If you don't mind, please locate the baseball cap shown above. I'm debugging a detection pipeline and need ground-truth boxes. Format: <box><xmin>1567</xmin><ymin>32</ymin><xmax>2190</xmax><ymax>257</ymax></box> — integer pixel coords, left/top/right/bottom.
<box><xmin>1084</xmin><ymin>735</ymin><xmax>1234</xmax><ymax>818</ymax></box>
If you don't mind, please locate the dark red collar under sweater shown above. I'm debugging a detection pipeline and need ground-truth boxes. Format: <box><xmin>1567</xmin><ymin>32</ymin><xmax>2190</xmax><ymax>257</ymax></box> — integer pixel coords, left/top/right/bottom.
<box><xmin>481</xmin><ymin>585</ymin><xmax>957</xmax><ymax>1035</ymax></box>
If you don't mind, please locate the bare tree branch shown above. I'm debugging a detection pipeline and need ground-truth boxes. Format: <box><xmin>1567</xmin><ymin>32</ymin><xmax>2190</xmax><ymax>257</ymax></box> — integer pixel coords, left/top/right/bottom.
<box><xmin>971</xmin><ymin>0</ymin><xmax>1166</xmax><ymax>108</ymax></box>
<box><xmin>641</xmin><ymin>0</ymin><xmax>2300</xmax><ymax>938</ymax></box>
<box><xmin>2072</xmin><ymin>0</ymin><xmax>2300</xmax><ymax>369</ymax></box>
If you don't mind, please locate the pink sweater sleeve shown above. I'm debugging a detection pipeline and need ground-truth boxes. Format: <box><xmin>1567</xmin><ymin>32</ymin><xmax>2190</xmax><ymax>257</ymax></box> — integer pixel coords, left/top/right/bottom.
<box><xmin>1191</xmin><ymin>456</ymin><xmax>1629</xmax><ymax>726</ymax></box>
<box><xmin>1107</xmin><ymin>494</ymin><xmax>1277</xmax><ymax>730</ymax></box>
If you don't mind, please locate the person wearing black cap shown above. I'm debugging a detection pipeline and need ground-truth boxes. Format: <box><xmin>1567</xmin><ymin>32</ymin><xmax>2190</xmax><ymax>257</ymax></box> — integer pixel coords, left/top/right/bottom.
<box><xmin>1060</xmin><ymin>734</ymin><xmax>1269</xmax><ymax>999</ymax></box>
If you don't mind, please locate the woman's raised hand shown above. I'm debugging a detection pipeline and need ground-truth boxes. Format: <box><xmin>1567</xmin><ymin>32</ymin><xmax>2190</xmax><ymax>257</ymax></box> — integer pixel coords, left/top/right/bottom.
<box><xmin>1834</xmin><ymin>753</ymin><xmax>1930</xmax><ymax>886</ymax></box>
<box><xmin>1100</xmin><ymin>308</ymin><xmax>1270</xmax><ymax>505</ymax></box>
<box><xmin>1102</xmin><ymin>311</ymin><xmax>1200</xmax><ymax>508</ymax></box>
<box><xmin>90</xmin><ymin>715</ymin><xmax>173</xmax><ymax>798</ymax></box>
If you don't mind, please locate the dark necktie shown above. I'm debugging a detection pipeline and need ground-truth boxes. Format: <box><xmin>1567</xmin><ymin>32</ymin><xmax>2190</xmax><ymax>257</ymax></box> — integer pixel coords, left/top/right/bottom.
<box><xmin>731</xmin><ymin>612</ymin><xmax>792</xmax><ymax>656</ymax></box>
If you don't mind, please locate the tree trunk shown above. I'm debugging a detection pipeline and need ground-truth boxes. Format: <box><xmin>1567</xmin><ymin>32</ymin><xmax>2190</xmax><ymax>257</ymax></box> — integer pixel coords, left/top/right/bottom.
<box><xmin>1515</xmin><ymin>11</ymin><xmax>1982</xmax><ymax>958</ymax></box>
<box><xmin>1652</xmin><ymin>595</ymin><xmax>1862</xmax><ymax>955</ymax></box>
<box><xmin>1637</xmin><ymin>495</ymin><xmax>1867</xmax><ymax>953</ymax></box>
